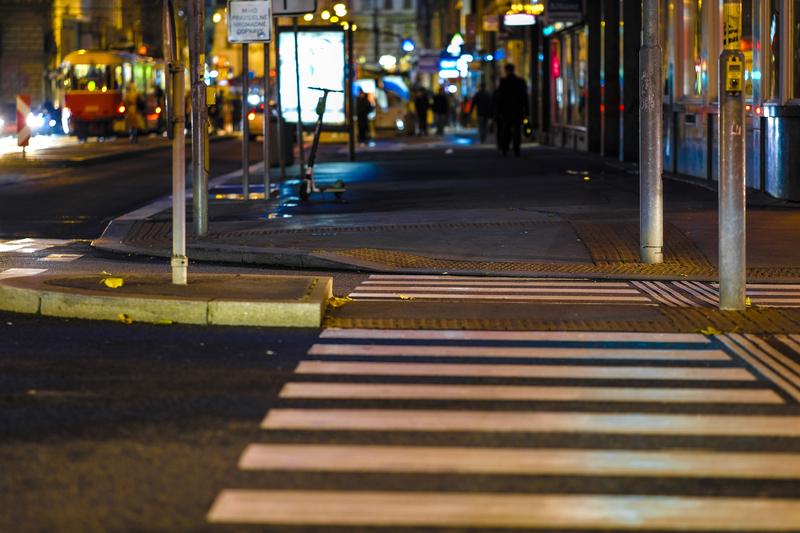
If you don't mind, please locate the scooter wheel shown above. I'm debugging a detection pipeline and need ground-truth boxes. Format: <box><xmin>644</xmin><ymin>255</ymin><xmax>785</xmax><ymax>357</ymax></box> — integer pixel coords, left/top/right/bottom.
<box><xmin>299</xmin><ymin>181</ymin><xmax>310</xmax><ymax>201</ymax></box>
<box><xmin>334</xmin><ymin>191</ymin><xmax>344</xmax><ymax>200</ymax></box>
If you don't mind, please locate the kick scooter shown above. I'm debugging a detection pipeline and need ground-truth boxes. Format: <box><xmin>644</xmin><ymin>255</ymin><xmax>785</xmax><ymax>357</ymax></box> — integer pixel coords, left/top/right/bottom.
<box><xmin>298</xmin><ymin>87</ymin><xmax>346</xmax><ymax>202</ymax></box>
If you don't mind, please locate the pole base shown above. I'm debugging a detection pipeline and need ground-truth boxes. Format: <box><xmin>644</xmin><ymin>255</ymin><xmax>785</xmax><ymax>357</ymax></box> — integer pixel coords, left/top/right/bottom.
<box><xmin>171</xmin><ymin>255</ymin><xmax>188</xmax><ymax>285</ymax></box>
<box><xmin>640</xmin><ymin>246</ymin><xmax>663</xmax><ymax>265</ymax></box>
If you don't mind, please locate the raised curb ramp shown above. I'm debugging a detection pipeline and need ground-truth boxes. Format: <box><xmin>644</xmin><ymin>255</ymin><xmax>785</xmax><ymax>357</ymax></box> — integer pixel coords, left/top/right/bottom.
<box><xmin>0</xmin><ymin>274</ymin><xmax>332</xmax><ymax>327</ymax></box>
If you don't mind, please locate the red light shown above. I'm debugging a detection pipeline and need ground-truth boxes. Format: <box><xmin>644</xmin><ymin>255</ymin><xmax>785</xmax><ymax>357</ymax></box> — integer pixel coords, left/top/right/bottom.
<box><xmin>756</xmin><ymin>106</ymin><xmax>762</xmax><ymax>115</ymax></box>
<box><xmin>118</xmin><ymin>104</ymin><xmax>126</xmax><ymax>114</ymax></box>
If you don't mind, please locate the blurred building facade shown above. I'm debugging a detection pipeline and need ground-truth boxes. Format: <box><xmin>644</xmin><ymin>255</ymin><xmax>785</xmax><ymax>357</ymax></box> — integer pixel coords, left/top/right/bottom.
<box><xmin>0</xmin><ymin>0</ymin><xmax>170</xmax><ymax>106</ymax></box>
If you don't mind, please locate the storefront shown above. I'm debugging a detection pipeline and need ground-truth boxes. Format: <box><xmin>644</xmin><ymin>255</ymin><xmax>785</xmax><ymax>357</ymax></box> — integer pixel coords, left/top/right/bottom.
<box><xmin>540</xmin><ymin>0</ymin><xmax>800</xmax><ymax>200</ymax></box>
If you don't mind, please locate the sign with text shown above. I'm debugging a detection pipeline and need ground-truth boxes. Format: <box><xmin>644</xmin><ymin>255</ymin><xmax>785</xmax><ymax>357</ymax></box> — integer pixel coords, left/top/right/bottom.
<box><xmin>546</xmin><ymin>0</ymin><xmax>584</xmax><ymax>23</ymax></box>
<box><xmin>227</xmin><ymin>0</ymin><xmax>273</xmax><ymax>43</ymax></box>
<box><xmin>272</xmin><ymin>0</ymin><xmax>316</xmax><ymax>15</ymax></box>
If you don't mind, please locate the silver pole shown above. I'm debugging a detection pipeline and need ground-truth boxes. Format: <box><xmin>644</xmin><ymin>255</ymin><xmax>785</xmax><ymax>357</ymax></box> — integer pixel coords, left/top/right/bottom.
<box><xmin>171</xmin><ymin>58</ymin><xmax>188</xmax><ymax>285</ymax></box>
<box><xmin>189</xmin><ymin>0</ymin><xmax>208</xmax><ymax>237</ymax></box>
<box><xmin>275</xmin><ymin>19</ymin><xmax>286</xmax><ymax>181</ymax></box>
<box><xmin>242</xmin><ymin>43</ymin><xmax>250</xmax><ymax>199</ymax></box>
<box><xmin>293</xmin><ymin>17</ymin><xmax>305</xmax><ymax>178</ymax></box>
<box><xmin>263</xmin><ymin>41</ymin><xmax>271</xmax><ymax>200</ymax></box>
<box><xmin>639</xmin><ymin>0</ymin><xmax>664</xmax><ymax>264</ymax></box>
<box><xmin>719</xmin><ymin>0</ymin><xmax>746</xmax><ymax>310</ymax></box>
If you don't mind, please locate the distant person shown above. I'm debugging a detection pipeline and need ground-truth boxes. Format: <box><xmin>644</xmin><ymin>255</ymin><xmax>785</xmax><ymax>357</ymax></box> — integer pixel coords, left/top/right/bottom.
<box><xmin>495</xmin><ymin>64</ymin><xmax>529</xmax><ymax>157</ymax></box>
<box><xmin>356</xmin><ymin>91</ymin><xmax>374</xmax><ymax>145</ymax></box>
<box><xmin>471</xmin><ymin>83</ymin><xmax>492</xmax><ymax>143</ymax></box>
<box><xmin>123</xmin><ymin>82</ymin><xmax>145</xmax><ymax>143</ymax></box>
<box><xmin>413</xmin><ymin>88</ymin><xmax>430</xmax><ymax>135</ymax></box>
<box><xmin>432</xmin><ymin>88</ymin><xmax>449</xmax><ymax>135</ymax></box>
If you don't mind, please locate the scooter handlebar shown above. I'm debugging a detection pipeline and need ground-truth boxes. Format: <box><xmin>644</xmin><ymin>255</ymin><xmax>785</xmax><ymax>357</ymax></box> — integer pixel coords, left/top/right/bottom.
<box><xmin>308</xmin><ymin>87</ymin><xmax>344</xmax><ymax>93</ymax></box>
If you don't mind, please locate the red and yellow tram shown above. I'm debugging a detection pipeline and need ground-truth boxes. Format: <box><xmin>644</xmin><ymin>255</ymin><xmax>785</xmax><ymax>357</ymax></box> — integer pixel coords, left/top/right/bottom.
<box><xmin>60</xmin><ymin>50</ymin><xmax>165</xmax><ymax>139</ymax></box>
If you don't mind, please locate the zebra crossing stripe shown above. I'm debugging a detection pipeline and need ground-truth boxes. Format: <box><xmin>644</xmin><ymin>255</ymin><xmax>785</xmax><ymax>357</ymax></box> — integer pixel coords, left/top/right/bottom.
<box><xmin>319</xmin><ymin>329</ymin><xmax>712</xmax><ymax>343</ymax></box>
<box><xmin>307</xmin><ymin>343</ymin><xmax>730</xmax><ymax>361</ymax></box>
<box><xmin>238</xmin><ymin>443</ymin><xmax>800</xmax><ymax>478</ymax></box>
<box><xmin>631</xmin><ymin>280</ymin><xmax>677</xmax><ymax>306</ymax></box>
<box><xmin>349</xmin><ymin>292</ymin><xmax>653</xmax><ymax>302</ymax></box>
<box><xmin>718</xmin><ymin>335</ymin><xmax>800</xmax><ymax>402</ymax></box>
<box><xmin>261</xmin><ymin>409</ymin><xmax>800</xmax><ymax>436</ymax></box>
<box><xmin>355</xmin><ymin>286</ymin><xmax>643</xmax><ymax>294</ymax></box>
<box><xmin>748</xmin><ymin>335</ymin><xmax>800</xmax><ymax>387</ymax></box>
<box><xmin>675</xmin><ymin>280</ymin><xmax>719</xmax><ymax>306</ymax></box>
<box><xmin>362</xmin><ymin>279</ymin><xmax>632</xmax><ymax>287</ymax></box>
<box><xmin>208</xmin><ymin>490</ymin><xmax>800</xmax><ymax>529</ymax></box>
<box><xmin>279</xmin><ymin>382</ymin><xmax>784</xmax><ymax>404</ymax></box>
<box><xmin>0</xmin><ymin>268</ymin><xmax>47</xmax><ymax>280</ymax></box>
<box><xmin>296</xmin><ymin>361</ymin><xmax>755</xmax><ymax>381</ymax></box>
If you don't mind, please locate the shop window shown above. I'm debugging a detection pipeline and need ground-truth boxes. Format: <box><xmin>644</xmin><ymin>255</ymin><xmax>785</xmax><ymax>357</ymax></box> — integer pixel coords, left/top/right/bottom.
<box><xmin>768</xmin><ymin>0</ymin><xmax>780</xmax><ymax>99</ymax></box>
<box><xmin>681</xmin><ymin>0</ymin><xmax>703</xmax><ymax>98</ymax></box>
<box><xmin>567</xmin><ymin>28</ymin><xmax>588</xmax><ymax>126</ymax></box>
<box><xmin>551</xmin><ymin>39</ymin><xmax>564</xmax><ymax>125</ymax></box>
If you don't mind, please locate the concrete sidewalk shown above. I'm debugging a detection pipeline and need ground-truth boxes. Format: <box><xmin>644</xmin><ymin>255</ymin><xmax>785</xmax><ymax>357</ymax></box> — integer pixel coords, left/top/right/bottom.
<box><xmin>0</xmin><ymin>272</ymin><xmax>332</xmax><ymax>327</ymax></box>
<box><xmin>94</xmin><ymin>140</ymin><xmax>800</xmax><ymax>282</ymax></box>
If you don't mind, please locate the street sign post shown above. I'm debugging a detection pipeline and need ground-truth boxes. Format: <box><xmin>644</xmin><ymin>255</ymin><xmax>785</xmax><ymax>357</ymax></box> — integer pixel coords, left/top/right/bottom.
<box><xmin>16</xmin><ymin>95</ymin><xmax>30</xmax><ymax>157</ymax></box>
<box><xmin>163</xmin><ymin>0</ymin><xmax>188</xmax><ymax>285</ymax></box>
<box><xmin>188</xmin><ymin>0</ymin><xmax>208</xmax><ymax>237</ymax></box>
<box><xmin>227</xmin><ymin>0</ymin><xmax>275</xmax><ymax>201</ymax></box>
<box><xmin>719</xmin><ymin>0</ymin><xmax>746</xmax><ymax>310</ymax></box>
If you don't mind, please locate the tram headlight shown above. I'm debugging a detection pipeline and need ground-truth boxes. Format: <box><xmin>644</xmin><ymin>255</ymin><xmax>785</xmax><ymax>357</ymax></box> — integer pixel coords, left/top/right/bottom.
<box><xmin>118</xmin><ymin>104</ymin><xmax>126</xmax><ymax>114</ymax></box>
<box><xmin>26</xmin><ymin>113</ymin><xmax>45</xmax><ymax>131</ymax></box>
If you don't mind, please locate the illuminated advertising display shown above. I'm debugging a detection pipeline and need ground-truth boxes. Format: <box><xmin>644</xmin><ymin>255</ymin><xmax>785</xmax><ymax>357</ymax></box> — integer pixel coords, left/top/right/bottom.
<box><xmin>278</xmin><ymin>28</ymin><xmax>346</xmax><ymax>126</ymax></box>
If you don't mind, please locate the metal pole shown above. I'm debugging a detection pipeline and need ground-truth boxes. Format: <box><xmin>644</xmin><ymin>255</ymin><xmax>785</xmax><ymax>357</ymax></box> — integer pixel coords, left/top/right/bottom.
<box><xmin>719</xmin><ymin>0</ymin><xmax>746</xmax><ymax>310</ymax></box>
<box><xmin>172</xmin><ymin>67</ymin><xmax>188</xmax><ymax>285</ymax></box>
<box><xmin>347</xmin><ymin>26</ymin><xmax>356</xmax><ymax>161</ymax></box>
<box><xmin>188</xmin><ymin>0</ymin><xmax>207</xmax><ymax>237</ymax></box>
<box><xmin>293</xmin><ymin>17</ymin><xmax>305</xmax><ymax>178</ymax></box>
<box><xmin>263</xmin><ymin>41</ymin><xmax>272</xmax><ymax>200</ymax></box>
<box><xmin>639</xmin><ymin>0</ymin><xmax>663</xmax><ymax>264</ymax></box>
<box><xmin>275</xmin><ymin>20</ymin><xmax>286</xmax><ymax>181</ymax></box>
<box><xmin>241</xmin><ymin>43</ymin><xmax>250</xmax><ymax>199</ymax></box>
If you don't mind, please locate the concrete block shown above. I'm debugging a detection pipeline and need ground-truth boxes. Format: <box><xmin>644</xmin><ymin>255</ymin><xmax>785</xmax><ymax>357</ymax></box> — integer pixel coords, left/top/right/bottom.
<box><xmin>0</xmin><ymin>284</ymin><xmax>41</xmax><ymax>314</ymax></box>
<box><xmin>40</xmin><ymin>293</ymin><xmax>209</xmax><ymax>325</ymax></box>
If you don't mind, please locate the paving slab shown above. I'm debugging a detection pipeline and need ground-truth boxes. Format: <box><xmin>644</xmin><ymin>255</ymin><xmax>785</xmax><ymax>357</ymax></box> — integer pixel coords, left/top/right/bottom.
<box><xmin>0</xmin><ymin>273</ymin><xmax>332</xmax><ymax>327</ymax></box>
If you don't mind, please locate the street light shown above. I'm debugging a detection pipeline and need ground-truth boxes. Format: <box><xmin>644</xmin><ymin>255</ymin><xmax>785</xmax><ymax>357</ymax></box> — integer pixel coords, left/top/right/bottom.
<box><xmin>212</xmin><ymin>11</ymin><xmax>222</xmax><ymax>23</ymax></box>
<box><xmin>303</xmin><ymin>13</ymin><xmax>313</xmax><ymax>21</ymax></box>
<box><xmin>321</xmin><ymin>10</ymin><xmax>330</xmax><ymax>20</ymax></box>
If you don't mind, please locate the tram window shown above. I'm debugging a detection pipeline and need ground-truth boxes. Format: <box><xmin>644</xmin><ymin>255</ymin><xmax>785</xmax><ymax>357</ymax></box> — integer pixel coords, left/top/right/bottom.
<box><xmin>71</xmin><ymin>64</ymin><xmax>110</xmax><ymax>91</ymax></box>
<box><xmin>768</xmin><ymin>0</ymin><xmax>780</xmax><ymax>100</ymax></box>
<box><xmin>113</xmin><ymin>66</ymin><xmax>123</xmax><ymax>90</ymax></box>
<box><xmin>681</xmin><ymin>0</ymin><xmax>703</xmax><ymax>98</ymax></box>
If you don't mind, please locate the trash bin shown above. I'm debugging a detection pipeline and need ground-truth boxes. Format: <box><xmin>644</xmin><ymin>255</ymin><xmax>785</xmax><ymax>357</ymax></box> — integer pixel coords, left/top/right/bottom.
<box><xmin>270</xmin><ymin>115</ymin><xmax>294</xmax><ymax>166</ymax></box>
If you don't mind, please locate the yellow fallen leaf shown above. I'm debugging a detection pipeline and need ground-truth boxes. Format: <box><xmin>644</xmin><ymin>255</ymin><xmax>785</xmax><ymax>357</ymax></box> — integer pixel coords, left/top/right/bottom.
<box><xmin>101</xmin><ymin>277</ymin><xmax>124</xmax><ymax>289</ymax></box>
<box><xmin>117</xmin><ymin>313</ymin><xmax>133</xmax><ymax>324</ymax></box>
<box><xmin>328</xmin><ymin>296</ymin><xmax>353</xmax><ymax>309</ymax></box>
<box><xmin>398</xmin><ymin>294</ymin><xmax>415</xmax><ymax>301</ymax></box>
<box><xmin>155</xmin><ymin>319</ymin><xmax>173</xmax><ymax>325</ymax></box>
<box><xmin>698</xmin><ymin>326</ymin><xmax>723</xmax><ymax>336</ymax></box>
<box><xmin>745</xmin><ymin>296</ymin><xmax>752</xmax><ymax>307</ymax></box>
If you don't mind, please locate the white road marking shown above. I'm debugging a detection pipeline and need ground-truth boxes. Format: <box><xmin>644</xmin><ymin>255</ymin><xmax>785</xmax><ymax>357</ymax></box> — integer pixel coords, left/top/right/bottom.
<box><xmin>279</xmin><ymin>382</ymin><xmax>784</xmax><ymax>404</ymax></box>
<box><xmin>208</xmin><ymin>490</ymin><xmax>800</xmax><ymax>529</ymax></box>
<box><xmin>296</xmin><ymin>360</ymin><xmax>755</xmax><ymax>381</ymax></box>
<box><xmin>320</xmin><ymin>329</ymin><xmax>712</xmax><ymax>343</ymax></box>
<box><xmin>307</xmin><ymin>343</ymin><xmax>729</xmax><ymax>361</ymax></box>
<box><xmin>261</xmin><ymin>409</ymin><xmax>800</xmax><ymax>436</ymax></box>
<box><xmin>0</xmin><ymin>268</ymin><xmax>47</xmax><ymax>280</ymax></box>
<box><xmin>39</xmin><ymin>253</ymin><xmax>83</xmax><ymax>262</ymax></box>
<box><xmin>238</xmin><ymin>444</ymin><xmax>800</xmax><ymax>478</ymax></box>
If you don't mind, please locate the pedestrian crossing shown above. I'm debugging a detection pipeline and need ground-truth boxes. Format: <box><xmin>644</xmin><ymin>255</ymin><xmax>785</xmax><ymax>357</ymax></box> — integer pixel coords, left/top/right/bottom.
<box><xmin>0</xmin><ymin>238</ymin><xmax>73</xmax><ymax>254</ymax></box>
<box><xmin>349</xmin><ymin>274</ymin><xmax>800</xmax><ymax>308</ymax></box>
<box><xmin>208</xmin><ymin>328</ymin><xmax>800</xmax><ymax>531</ymax></box>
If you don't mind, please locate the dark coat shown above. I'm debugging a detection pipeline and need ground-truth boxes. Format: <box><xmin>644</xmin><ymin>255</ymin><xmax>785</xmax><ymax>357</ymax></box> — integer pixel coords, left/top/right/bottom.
<box><xmin>471</xmin><ymin>90</ymin><xmax>492</xmax><ymax>117</ymax></box>
<box><xmin>432</xmin><ymin>93</ymin><xmax>449</xmax><ymax>115</ymax></box>
<box><xmin>495</xmin><ymin>74</ymin><xmax>529</xmax><ymax>122</ymax></box>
